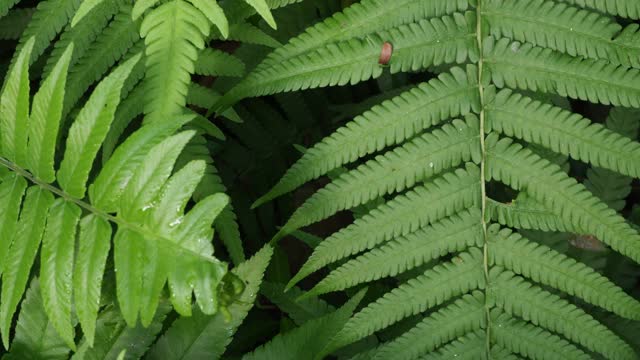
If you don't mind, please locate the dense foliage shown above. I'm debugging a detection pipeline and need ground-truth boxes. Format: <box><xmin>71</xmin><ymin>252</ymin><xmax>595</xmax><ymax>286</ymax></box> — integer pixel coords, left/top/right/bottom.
<box><xmin>0</xmin><ymin>0</ymin><xmax>638</xmax><ymax>359</ymax></box>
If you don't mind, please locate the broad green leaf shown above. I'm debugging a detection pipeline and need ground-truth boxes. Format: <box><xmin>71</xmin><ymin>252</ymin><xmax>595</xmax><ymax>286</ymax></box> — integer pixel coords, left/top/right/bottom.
<box><xmin>243</xmin><ymin>0</ymin><xmax>276</xmax><ymax>29</ymax></box>
<box><xmin>57</xmin><ymin>53</ymin><xmax>142</xmax><ymax>198</ymax></box>
<box><xmin>73</xmin><ymin>302</ymin><xmax>171</xmax><ymax>360</ymax></box>
<box><xmin>3</xmin><ymin>279</ymin><xmax>71</xmax><ymax>360</ymax></box>
<box><xmin>26</xmin><ymin>43</ymin><xmax>73</xmax><ymax>182</ymax></box>
<box><xmin>0</xmin><ymin>174</ymin><xmax>26</xmax><ymax>276</ymax></box>
<box><xmin>40</xmin><ymin>199</ymin><xmax>81</xmax><ymax>350</ymax></box>
<box><xmin>89</xmin><ymin>114</ymin><xmax>194</xmax><ymax>211</ymax></box>
<box><xmin>0</xmin><ymin>186</ymin><xmax>54</xmax><ymax>348</ymax></box>
<box><xmin>71</xmin><ymin>0</ymin><xmax>108</xmax><ymax>26</ymax></box>
<box><xmin>73</xmin><ymin>215</ymin><xmax>112</xmax><ymax>347</ymax></box>
<box><xmin>0</xmin><ymin>37</ymin><xmax>34</xmax><ymax>166</ymax></box>
<box><xmin>147</xmin><ymin>245</ymin><xmax>273</xmax><ymax>359</ymax></box>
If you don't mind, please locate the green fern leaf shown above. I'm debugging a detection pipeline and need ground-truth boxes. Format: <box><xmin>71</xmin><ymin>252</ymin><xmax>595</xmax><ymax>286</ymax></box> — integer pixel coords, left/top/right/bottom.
<box><xmin>243</xmin><ymin>0</ymin><xmax>276</xmax><ymax>29</ymax></box>
<box><xmin>326</xmin><ymin>249</ymin><xmax>485</xmax><ymax>353</ymax></box>
<box><xmin>287</xmin><ymin>164</ymin><xmax>481</xmax><ymax>288</ymax></box>
<box><xmin>40</xmin><ymin>199</ymin><xmax>81</xmax><ymax>350</ymax></box>
<box><xmin>308</xmin><ymin>209</ymin><xmax>483</xmax><ymax>296</ymax></box>
<box><xmin>0</xmin><ymin>174</ymin><xmax>26</xmax><ymax>276</ymax></box>
<box><xmin>261</xmin><ymin>282</ymin><xmax>335</xmax><ymax>325</ymax></box>
<box><xmin>556</xmin><ymin>0</ymin><xmax>640</xmax><ymax>19</ymax></box>
<box><xmin>485</xmin><ymin>37</ymin><xmax>640</xmax><ymax>107</ymax></box>
<box><xmin>283</xmin><ymin>117</ymin><xmax>481</xmax><ymax>231</ymax></box>
<box><xmin>214</xmin><ymin>13</ymin><xmax>477</xmax><ymax>111</ymax></box>
<box><xmin>254</xmin><ymin>66</ymin><xmax>479</xmax><ymax>207</ymax></box>
<box><xmin>225</xmin><ymin>21</ymin><xmax>281</xmax><ymax>48</ymax></box>
<box><xmin>73</xmin><ymin>215</ymin><xmax>111</xmax><ymax>347</ymax></box>
<box><xmin>58</xmin><ymin>53</ymin><xmax>141</xmax><ymax>198</ymax></box>
<box><xmin>195</xmin><ymin>48</ymin><xmax>245</xmax><ymax>77</ymax></box>
<box><xmin>0</xmin><ymin>187</ymin><xmax>53</xmax><ymax>348</ymax></box>
<box><xmin>0</xmin><ymin>0</ymin><xmax>19</xmax><ymax>18</ymax></box>
<box><xmin>486</xmin><ymin>135</ymin><xmax>640</xmax><ymax>263</ymax></box>
<box><xmin>147</xmin><ymin>245</ymin><xmax>273</xmax><ymax>359</ymax></box>
<box><xmin>131</xmin><ymin>0</ymin><xmax>160</xmax><ymax>20</ymax></box>
<box><xmin>0</xmin><ymin>8</ymin><xmax>34</xmax><ymax>40</ymax></box>
<box><xmin>485</xmin><ymin>88</ymin><xmax>640</xmax><ymax>178</ymax></box>
<box><xmin>26</xmin><ymin>43</ymin><xmax>73</xmax><ymax>183</ymax></box>
<box><xmin>0</xmin><ymin>36</ymin><xmax>33</xmax><ymax>167</ymax></box>
<box><xmin>488</xmin><ymin>269</ymin><xmax>635</xmax><ymax>359</ymax></box>
<box><xmin>372</xmin><ymin>292</ymin><xmax>486</xmax><ymax>360</ymax></box>
<box><xmin>189</xmin><ymin>0</ymin><xmax>228</xmax><ymax>37</ymax></box>
<box><xmin>4</xmin><ymin>279</ymin><xmax>71</xmax><ymax>359</ymax></box>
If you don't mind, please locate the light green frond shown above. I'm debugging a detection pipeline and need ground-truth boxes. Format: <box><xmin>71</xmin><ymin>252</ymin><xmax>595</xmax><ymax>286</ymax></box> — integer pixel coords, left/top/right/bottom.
<box><xmin>488</xmin><ymin>225</ymin><xmax>640</xmax><ymax>320</ymax></box>
<box><xmin>4</xmin><ymin>279</ymin><xmax>70</xmax><ymax>360</ymax></box>
<box><xmin>556</xmin><ymin>0</ymin><xmax>640</xmax><ymax>19</ymax></box>
<box><xmin>42</xmin><ymin>0</ymin><xmax>119</xmax><ymax>79</ymax></box>
<box><xmin>486</xmin><ymin>135</ymin><xmax>640</xmax><ymax>263</ymax></box>
<box><xmin>215</xmin><ymin>13</ymin><xmax>477</xmax><ymax>111</ymax></box>
<box><xmin>140</xmin><ymin>0</ymin><xmax>209</xmax><ymax>122</ymax></box>
<box><xmin>71</xmin><ymin>0</ymin><xmax>112</xmax><ymax>26</ymax></box>
<box><xmin>195</xmin><ymin>48</ymin><xmax>245</xmax><ymax>77</ymax></box>
<box><xmin>372</xmin><ymin>292</ymin><xmax>486</xmax><ymax>360</ymax></box>
<box><xmin>89</xmin><ymin>114</ymin><xmax>193</xmax><ymax>211</ymax></box>
<box><xmin>287</xmin><ymin>164</ymin><xmax>481</xmax><ymax>288</ymax></box>
<box><xmin>0</xmin><ymin>187</ymin><xmax>53</xmax><ymax>348</ymax></box>
<box><xmin>186</xmin><ymin>83</ymin><xmax>241</xmax><ymax>122</ymax></box>
<box><xmin>491</xmin><ymin>311</ymin><xmax>591</xmax><ymax>360</ymax></box>
<box><xmin>0</xmin><ymin>8</ymin><xmax>34</xmax><ymax>40</ymax></box>
<box><xmin>484</xmin><ymin>37</ymin><xmax>640</xmax><ymax>108</ymax></box>
<box><xmin>25</xmin><ymin>44</ymin><xmax>73</xmax><ymax>183</ymax></box>
<box><xmin>101</xmin><ymin>81</ymin><xmax>145</xmax><ymax>163</ymax></box>
<box><xmin>148</xmin><ymin>245</ymin><xmax>272</xmax><ymax>360</ymax></box>
<box><xmin>0</xmin><ymin>36</ymin><xmax>33</xmax><ymax>167</ymax></box>
<box><xmin>284</xmin><ymin>117</ymin><xmax>481</xmax><ymax>231</ymax></box>
<box><xmin>0</xmin><ymin>174</ymin><xmax>26</xmax><ymax>276</ymax></box>
<box><xmin>131</xmin><ymin>0</ymin><xmax>160</xmax><ymax>19</ymax></box>
<box><xmin>483</xmin><ymin>0</ymin><xmax>640</xmax><ymax>68</ymax></box>
<box><xmin>485</xmin><ymin>89</ymin><xmax>640</xmax><ymax>178</ymax></box>
<box><xmin>40</xmin><ymin>199</ymin><xmax>81</xmax><ymax>350</ymax></box>
<box><xmin>64</xmin><ymin>5</ymin><xmax>140</xmax><ymax>115</ymax></box>
<box><xmin>58</xmin><ymin>54</ymin><xmax>141</xmax><ymax>198</ymax></box>
<box><xmin>328</xmin><ymin>249</ymin><xmax>485</xmax><ymax>352</ymax></box>
<box><xmin>307</xmin><ymin>209</ymin><xmax>483</xmax><ymax>296</ymax></box>
<box><xmin>255</xmin><ymin>66</ymin><xmax>479</xmax><ymax>207</ymax></box>
<box><xmin>73</xmin><ymin>215</ymin><xmax>111</xmax><ymax>347</ymax></box>
<box><xmin>253</xmin><ymin>0</ymin><xmax>470</xmax><ymax>73</ymax></box>
<box><xmin>13</xmin><ymin>0</ymin><xmax>81</xmax><ymax>65</ymax></box>
<box><xmin>488</xmin><ymin>270</ymin><xmax>635</xmax><ymax>359</ymax></box>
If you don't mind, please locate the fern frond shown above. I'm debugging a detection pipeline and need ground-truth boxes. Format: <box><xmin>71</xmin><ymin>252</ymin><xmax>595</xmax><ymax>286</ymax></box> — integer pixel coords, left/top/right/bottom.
<box><xmin>261</xmin><ymin>282</ymin><xmax>335</xmax><ymax>325</ymax></box>
<box><xmin>243</xmin><ymin>0</ymin><xmax>276</xmax><ymax>29</ymax></box>
<box><xmin>284</xmin><ymin>117</ymin><xmax>481</xmax><ymax>231</ymax></box>
<box><xmin>139</xmin><ymin>0</ymin><xmax>210</xmax><ymax>122</ymax></box>
<box><xmin>491</xmin><ymin>311</ymin><xmax>591</xmax><ymax>359</ymax></box>
<box><xmin>483</xmin><ymin>0</ymin><xmax>640</xmax><ymax>68</ymax></box>
<box><xmin>0</xmin><ymin>8</ymin><xmax>33</xmax><ymax>40</ymax></box>
<box><xmin>225</xmin><ymin>21</ymin><xmax>281</xmax><ymax>48</ymax></box>
<box><xmin>487</xmin><ymin>195</ymin><xmax>578</xmax><ymax>233</ymax></box>
<box><xmin>287</xmin><ymin>164</ymin><xmax>481</xmax><ymax>287</ymax></box>
<box><xmin>254</xmin><ymin>66</ymin><xmax>479</xmax><ymax>207</ymax></box>
<box><xmin>488</xmin><ymin>270</ymin><xmax>635</xmax><ymax>359</ymax></box>
<box><xmin>485</xmin><ymin>88</ymin><xmax>640</xmax><ymax>178</ymax></box>
<box><xmin>307</xmin><ymin>209</ymin><xmax>483</xmax><ymax>296</ymax></box>
<box><xmin>327</xmin><ymin>249</ymin><xmax>485</xmax><ymax>352</ymax></box>
<box><xmin>556</xmin><ymin>0</ymin><xmax>640</xmax><ymax>19</ymax></box>
<box><xmin>214</xmin><ymin>13</ymin><xmax>477</xmax><ymax>111</ymax></box>
<box><xmin>195</xmin><ymin>48</ymin><xmax>245</xmax><ymax>77</ymax></box>
<box><xmin>372</xmin><ymin>292</ymin><xmax>486</xmax><ymax>360</ymax></box>
<box><xmin>0</xmin><ymin>0</ymin><xmax>19</xmax><ymax>18</ymax></box>
<box><xmin>418</xmin><ymin>331</ymin><xmax>485</xmax><ymax>360</ymax></box>
<box><xmin>488</xmin><ymin>226</ymin><xmax>640</xmax><ymax>320</ymax></box>
<box><xmin>147</xmin><ymin>245</ymin><xmax>272</xmax><ymax>359</ymax></box>
<box><xmin>0</xmin><ymin>174</ymin><xmax>26</xmax><ymax>276</ymax></box>
<box><xmin>487</xmin><ymin>135</ymin><xmax>640</xmax><ymax>263</ymax></box>
<box><xmin>13</xmin><ymin>0</ymin><xmax>80</xmax><ymax>65</ymax></box>
<box><xmin>251</xmin><ymin>0</ymin><xmax>470</xmax><ymax>73</ymax></box>
<box><xmin>485</xmin><ymin>37</ymin><xmax>640</xmax><ymax>107</ymax></box>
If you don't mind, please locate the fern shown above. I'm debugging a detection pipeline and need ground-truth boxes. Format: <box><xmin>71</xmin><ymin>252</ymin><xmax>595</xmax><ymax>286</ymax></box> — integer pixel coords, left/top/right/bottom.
<box><xmin>246</xmin><ymin>0</ymin><xmax>640</xmax><ymax>358</ymax></box>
